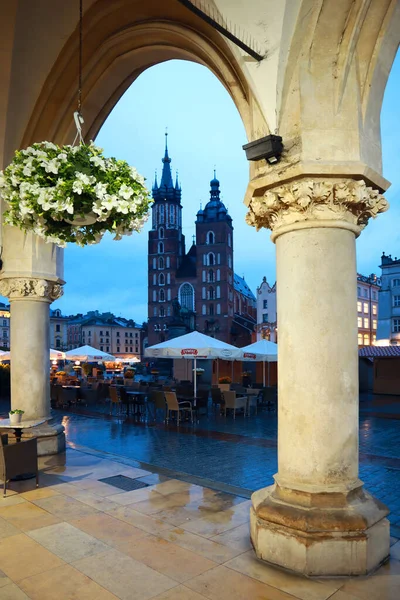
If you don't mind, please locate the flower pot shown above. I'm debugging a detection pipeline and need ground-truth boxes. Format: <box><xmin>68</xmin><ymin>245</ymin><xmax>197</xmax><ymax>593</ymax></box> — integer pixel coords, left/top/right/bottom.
<box><xmin>65</xmin><ymin>211</ymin><xmax>97</xmax><ymax>226</ymax></box>
<box><xmin>9</xmin><ymin>412</ymin><xmax>22</xmax><ymax>425</ymax></box>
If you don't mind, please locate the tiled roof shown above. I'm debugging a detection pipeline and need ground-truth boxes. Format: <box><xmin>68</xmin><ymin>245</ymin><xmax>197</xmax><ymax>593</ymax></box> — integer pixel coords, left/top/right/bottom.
<box><xmin>234</xmin><ymin>274</ymin><xmax>256</xmax><ymax>301</ymax></box>
<box><xmin>359</xmin><ymin>346</ymin><xmax>400</xmax><ymax>358</ymax></box>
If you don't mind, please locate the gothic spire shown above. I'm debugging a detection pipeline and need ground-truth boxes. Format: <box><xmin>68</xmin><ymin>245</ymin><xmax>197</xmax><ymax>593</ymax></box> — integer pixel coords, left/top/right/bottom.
<box><xmin>160</xmin><ymin>131</ymin><xmax>174</xmax><ymax>190</ymax></box>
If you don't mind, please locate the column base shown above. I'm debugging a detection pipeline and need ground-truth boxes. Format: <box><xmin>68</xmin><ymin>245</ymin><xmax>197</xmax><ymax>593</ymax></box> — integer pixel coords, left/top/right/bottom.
<box><xmin>250</xmin><ymin>482</ymin><xmax>390</xmax><ymax>576</ymax></box>
<box><xmin>20</xmin><ymin>422</ymin><xmax>66</xmax><ymax>456</ymax></box>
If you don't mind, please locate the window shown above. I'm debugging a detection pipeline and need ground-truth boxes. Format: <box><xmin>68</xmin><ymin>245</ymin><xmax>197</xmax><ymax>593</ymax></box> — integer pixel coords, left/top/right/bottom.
<box><xmin>372</xmin><ymin>305</ymin><xmax>377</xmax><ymax>315</ymax></box>
<box><xmin>158</xmin><ymin>241</ymin><xmax>164</xmax><ymax>254</ymax></box>
<box><xmin>393</xmin><ymin>319</ymin><xmax>400</xmax><ymax>333</ymax></box>
<box><xmin>153</xmin><ymin>307</ymin><xmax>157</xmax><ymax>316</ymax></box>
<box><xmin>116</xmin><ymin>332</ymin><xmax>120</xmax><ymax>337</ymax></box>
<box><xmin>159</xmin><ymin>273</ymin><xmax>165</xmax><ymax>286</ymax></box>
<box><xmin>372</xmin><ymin>291</ymin><xmax>377</xmax><ymax>300</ymax></box>
<box><xmin>216</xmin><ymin>269</ymin><xmax>220</xmax><ymax>281</ymax></box>
<box><xmin>363</xmin><ymin>303</ymin><xmax>369</xmax><ymax>314</ymax></box>
<box><xmin>357</xmin><ymin>286</ymin><xmax>361</xmax><ymax>296</ymax></box>
<box><xmin>373</xmin><ymin>320</ymin><xmax>377</xmax><ymax>330</ymax></box>
<box><xmin>100</xmin><ymin>346</ymin><xmax>103</xmax><ymax>351</ymax></box>
<box><xmin>358</xmin><ymin>333</ymin><xmax>363</xmax><ymax>345</ymax></box>
<box><xmin>166</xmin><ymin>256</ymin><xmax>170</xmax><ymax>268</ymax></box>
<box><xmin>372</xmin><ymin>334</ymin><xmax>376</xmax><ymax>342</ymax></box>
<box><xmin>152</xmin><ymin>258</ymin><xmax>156</xmax><ymax>269</ymax></box>
<box><xmin>363</xmin><ymin>289</ymin><xmax>368</xmax><ymax>298</ymax></box>
<box><xmin>130</xmin><ymin>333</ymin><xmax>133</xmax><ymax>337</ymax></box>
<box><xmin>263</xmin><ymin>300</ymin><xmax>268</xmax><ymax>309</ymax></box>
<box><xmin>357</xmin><ymin>301</ymin><xmax>362</xmax><ymax>312</ymax></box>
<box><xmin>364</xmin><ymin>318</ymin><xmax>369</xmax><ymax>329</ymax></box>
<box><xmin>125</xmin><ymin>346</ymin><xmax>128</xmax><ymax>352</ymax></box>
<box><xmin>228</xmin><ymin>255</ymin><xmax>232</xmax><ymax>268</ymax></box>
<box><xmin>160</xmin><ymin>306</ymin><xmax>165</xmax><ymax>317</ymax></box>
<box><xmin>228</xmin><ymin>233</ymin><xmax>231</xmax><ymax>247</ymax></box>
<box><xmin>202</xmin><ymin>270</ymin><xmax>206</xmax><ymax>282</ymax></box>
<box><xmin>179</xmin><ymin>283</ymin><xmax>195</xmax><ymax>311</ymax></box>
<box><xmin>167</xmin><ymin>273</ymin><xmax>170</xmax><ymax>284</ymax></box>
<box><xmin>159</xmin><ymin>204</ymin><xmax>164</xmax><ymax>224</ymax></box>
<box><xmin>106</xmin><ymin>346</ymin><xmax>109</xmax><ymax>352</ymax></box>
<box><xmin>217</xmin><ymin>304</ymin><xmax>221</xmax><ymax>314</ymax></box>
<box><xmin>217</xmin><ymin>253</ymin><xmax>221</xmax><ymax>265</ymax></box>
<box><xmin>357</xmin><ymin>317</ymin><xmax>362</xmax><ymax>327</ymax></box>
<box><xmin>167</xmin><ymin>289</ymin><xmax>171</xmax><ymax>301</ymax></box>
<box><xmin>100</xmin><ymin>331</ymin><xmax>103</xmax><ymax>336</ymax></box>
<box><xmin>153</xmin><ymin>274</ymin><xmax>156</xmax><ymax>285</ymax></box>
<box><xmin>392</xmin><ymin>279</ymin><xmax>400</xmax><ymax>287</ymax></box>
<box><xmin>170</xmin><ymin>205</ymin><xmax>175</xmax><ymax>225</ymax></box>
<box><xmin>394</xmin><ymin>295</ymin><xmax>400</xmax><ymax>307</ymax></box>
<box><xmin>167</xmin><ymin>305</ymin><xmax>171</xmax><ymax>316</ymax></box>
<box><xmin>135</xmin><ymin>333</ymin><xmax>138</xmax><ymax>338</ymax></box>
<box><xmin>202</xmin><ymin>304</ymin><xmax>206</xmax><ymax>315</ymax></box>
<box><xmin>208</xmin><ymin>252</ymin><xmax>215</xmax><ymax>266</ymax></box>
<box><xmin>159</xmin><ymin>256</ymin><xmax>164</xmax><ymax>269</ymax></box>
<box><xmin>202</xmin><ymin>286</ymin><xmax>206</xmax><ymax>300</ymax></box>
<box><xmin>56</xmin><ymin>339</ymin><xmax>60</xmax><ymax>348</ymax></box>
<box><xmin>55</xmin><ymin>324</ymin><xmax>60</xmax><ymax>332</ymax></box>
<box><xmin>2</xmin><ymin>320</ymin><xmax>6</xmax><ymax>327</ymax></box>
<box><xmin>100</xmin><ymin>338</ymin><xmax>103</xmax><ymax>343</ymax></box>
<box><xmin>208</xmin><ymin>287</ymin><xmax>215</xmax><ymax>300</ymax></box>
<box><xmin>125</xmin><ymin>332</ymin><xmax>128</xmax><ymax>337</ymax></box>
<box><xmin>363</xmin><ymin>334</ymin><xmax>369</xmax><ymax>345</ymax></box>
<box><xmin>117</xmin><ymin>346</ymin><xmax>120</xmax><ymax>352</ymax></box>
<box><xmin>216</xmin><ymin>285</ymin><xmax>220</xmax><ymax>299</ymax></box>
<box><xmin>152</xmin><ymin>290</ymin><xmax>156</xmax><ymax>302</ymax></box>
<box><xmin>159</xmin><ymin>289</ymin><xmax>165</xmax><ymax>302</ymax></box>
<box><xmin>208</xmin><ymin>270</ymin><xmax>214</xmax><ymax>282</ymax></box>
<box><xmin>263</xmin><ymin>313</ymin><xmax>269</xmax><ymax>323</ymax></box>
<box><xmin>159</xmin><ymin>227</ymin><xmax>164</xmax><ymax>238</ymax></box>
<box><xmin>206</xmin><ymin>231</ymin><xmax>215</xmax><ymax>245</ymax></box>
<box><xmin>209</xmin><ymin>304</ymin><xmax>214</xmax><ymax>316</ymax></box>
<box><xmin>130</xmin><ymin>347</ymin><xmax>133</xmax><ymax>352</ymax></box>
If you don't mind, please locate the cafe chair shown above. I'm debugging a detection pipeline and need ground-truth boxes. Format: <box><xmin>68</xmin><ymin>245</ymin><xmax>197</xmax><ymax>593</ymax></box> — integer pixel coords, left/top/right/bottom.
<box><xmin>164</xmin><ymin>391</ymin><xmax>192</xmax><ymax>425</ymax></box>
<box><xmin>222</xmin><ymin>391</ymin><xmax>247</xmax><ymax>419</ymax></box>
<box><xmin>0</xmin><ymin>435</ymin><xmax>39</xmax><ymax>497</ymax></box>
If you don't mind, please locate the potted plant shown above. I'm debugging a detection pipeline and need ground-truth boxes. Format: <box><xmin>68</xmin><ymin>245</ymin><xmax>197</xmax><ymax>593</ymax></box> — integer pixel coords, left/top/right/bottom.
<box><xmin>0</xmin><ymin>142</ymin><xmax>151</xmax><ymax>248</ymax></box>
<box><xmin>9</xmin><ymin>409</ymin><xmax>24</xmax><ymax>424</ymax></box>
<box><xmin>218</xmin><ymin>376</ymin><xmax>231</xmax><ymax>384</ymax></box>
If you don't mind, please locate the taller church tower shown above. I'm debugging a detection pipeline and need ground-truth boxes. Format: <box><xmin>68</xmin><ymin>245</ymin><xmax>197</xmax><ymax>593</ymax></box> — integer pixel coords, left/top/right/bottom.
<box><xmin>148</xmin><ymin>134</ymin><xmax>183</xmax><ymax>345</ymax></box>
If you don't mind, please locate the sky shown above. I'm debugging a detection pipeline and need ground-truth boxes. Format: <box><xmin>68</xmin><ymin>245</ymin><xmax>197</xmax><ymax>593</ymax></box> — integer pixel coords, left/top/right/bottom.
<box><xmin>7</xmin><ymin>55</ymin><xmax>400</xmax><ymax>322</ymax></box>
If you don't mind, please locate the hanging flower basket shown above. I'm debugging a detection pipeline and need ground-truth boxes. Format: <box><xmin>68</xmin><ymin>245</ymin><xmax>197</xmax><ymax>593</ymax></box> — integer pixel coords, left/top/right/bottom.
<box><xmin>0</xmin><ymin>141</ymin><xmax>152</xmax><ymax>247</ymax></box>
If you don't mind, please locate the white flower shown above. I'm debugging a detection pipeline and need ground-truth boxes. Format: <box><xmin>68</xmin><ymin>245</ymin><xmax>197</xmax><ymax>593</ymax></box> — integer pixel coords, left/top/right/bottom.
<box><xmin>90</xmin><ymin>155</ymin><xmax>106</xmax><ymax>170</ymax></box>
<box><xmin>72</xmin><ymin>180</ymin><xmax>84</xmax><ymax>194</ymax></box>
<box><xmin>58</xmin><ymin>153</ymin><xmax>68</xmax><ymax>162</ymax></box>
<box><xmin>41</xmin><ymin>159</ymin><xmax>59</xmax><ymax>174</ymax></box>
<box><xmin>94</xmin><ymin>182</ymin><xmax>108</xmax><ymax>199</ymax></box>
<box><xmin>101</xmin><ymin>195</ymin><xmax>118</xmax><ymax>212</ymax></box>
<box><xmin>119</xmin><ymin>184</ymin><xmax>134</xmax><ymax>200</ymax></box>
<box><xmin>0</xmin><ymin>173</ymin><xmax>6</xmax><ymax>188</ymax></box>
<box><xmin>44</xmin><ymin>142</ymin><xmax>58</xmax><ymax>150</ymax></box>
<box><xmin>116</xmin><ymin>200</ymin><xmax>130</xmax><ymax>214</ymax></box>
<box><xmin>23</xmin><ymin>164</ymin><xmax>33</xmax><ymax>177</ymax></box>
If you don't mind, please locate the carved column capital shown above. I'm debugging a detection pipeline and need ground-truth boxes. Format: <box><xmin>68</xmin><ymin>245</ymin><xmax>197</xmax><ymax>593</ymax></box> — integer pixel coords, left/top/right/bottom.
<box><xmin>0</xmin><ymin>278</ymin><xmax>64</xmax><ymax>302</ymax></box>
<box><xmin>246</xmin><ymin>178</ymin><xmax>389</xmax><ymax>240</ymax></box>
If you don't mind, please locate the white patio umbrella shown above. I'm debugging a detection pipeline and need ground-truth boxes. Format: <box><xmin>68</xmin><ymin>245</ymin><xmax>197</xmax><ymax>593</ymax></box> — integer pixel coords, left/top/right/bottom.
<box><xmin>50</xmin><ymin>348</ymin><xmax>65</xmax><ymax>360</ymax></box>
<box><xmin>0</xmin><ymin>350</ymin><xmax>10</xmax><ymax>362</ymax></box>
<box><xmin>240</xmin><ymin>339</ymin><xmax>278</xmax><ymax>387</ymax></box>
<box><xmin>65</xmin><ymin>345</ymin><xmax>116</xmax><ymax>362</ymax></box>
<box><xmin>145</xmin><ymin>331</ymin><xmax>241</xmax><ymax>397</ymax></box>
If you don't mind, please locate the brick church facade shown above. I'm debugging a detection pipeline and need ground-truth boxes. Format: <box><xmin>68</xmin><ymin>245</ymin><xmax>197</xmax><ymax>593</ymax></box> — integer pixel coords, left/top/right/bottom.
<box><xmin>147</xmin><ymin>135</ymin><xmax>256</xmax><ymax>347</ymax></box>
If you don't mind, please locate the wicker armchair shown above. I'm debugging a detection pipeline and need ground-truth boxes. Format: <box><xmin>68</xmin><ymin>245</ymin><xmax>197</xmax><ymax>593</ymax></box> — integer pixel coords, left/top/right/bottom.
<box><xmin>164</xmin><ymin>391</ymin><xmax>192</xmax><ymax>424</ymax></box>
<box><xmin>0</xmin><ymin>435</ymin><xmax>39</xmax><ymax>497</ymax></box>
<box><xmin>222</xmin><ymin>391</ymin><xmax>247</xmax><ymax>419</ymax></box>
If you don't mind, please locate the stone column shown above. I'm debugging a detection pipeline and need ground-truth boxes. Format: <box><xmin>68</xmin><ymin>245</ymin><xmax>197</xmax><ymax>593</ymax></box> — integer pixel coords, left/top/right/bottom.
<box><xmin>246</xmin><ymin>178</ymin><xmax>390</xmax><ymax>576</ymax></box>
<box><xmin>0</xmin><ymin>277</ymin><xmax>66</xmax><ymax>454</ymax></box>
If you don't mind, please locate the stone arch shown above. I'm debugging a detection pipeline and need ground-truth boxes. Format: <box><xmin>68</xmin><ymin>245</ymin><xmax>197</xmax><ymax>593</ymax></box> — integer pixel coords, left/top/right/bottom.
<box><xmin>20</xmin><ymin>0</ymin><xmax>266</xmax><ymax>150</ymax></box>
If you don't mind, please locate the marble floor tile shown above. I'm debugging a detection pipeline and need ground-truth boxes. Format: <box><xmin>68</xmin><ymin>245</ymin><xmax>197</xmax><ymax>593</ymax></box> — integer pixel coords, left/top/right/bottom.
<box><xmin>0</xmin><ymin>566</ymin><xmax>12</xmax><ymax>588</ymax></box>
<box><xmin>106</xmin><ymin>505</ymin><xmax>173</xmax><ymax>535</ymax></box>
<box><xmin>0</xmin><ymin>582</ymin><xmax>30</xmax><ymax>599</ymax></box>
<box><xmin>32</xmin><ymin>494</ymin><xmax>100</xmax><ymax>521</ymax></box>
<box><xmin>0</xmin><ymin>496</ymin><xmax>26</xmax><ymax>508</ymax></box>
<box><xmin>68</xmin><ymin>479</ymin><xmax>124</xmax><ymax>496</ymax></box>
<box><xmin>28</xmin><ymin>522</ymin><xmax>109</xmax><ymax>563</ymax></box>
<box><xmin>0</xmin><ymin>533</ymin><xmax>64</xmax><ymax>581</ymax></box>
<box><xmin>158</xmin><ymin>528</ymin><xmax>243</xmax><ymax>564</ymax></box>
<box><xmin>153</xmin><ymin>585</ymin><xmax>208</xmax><ymax>599</ymax></box>
<box><xmin>149</xmin><ymin>480</ymin><xmax>204</xmax><ymax>497</ymax></box>
<box><xmin>0</xmin><ymin>517</ymin><xmax>21</xmax><ymax>541</ymax></box>
<box><xmin>340</xmin><ymin>556</ymin><xmax>400</xmax><ymax>600</ymax></box>
<box><xmin>0</xmin><ymin>502</ymin><xmax>60</xmax><ymax>532</ymax></box>
<box><xmin>70</xmin><ymin>512</ymin><xmax>148</xmax><ymax>548</ymax></box>
<box><xmin>225</xmin><ymin>551</ymin><xmax>341</xmax><ymax>600</ymax></box>
<box><xmin>210</xmin><ymin>523</ymin><xmax>252</xmax><ymax>552</ymax></box>
<box><xmin>69</xmin><ymin>490</ymin><xmax>121</xmax><ymax>512</ymax></box>
<box><xmin>106</xmin><ymin>486</ymin><xmax>162</xmax><ymax>505</ymax></box>
<box><xmin>19</xmin><ymin>563</ymin><xmax>119</xmax><ymax>600</ymax></box>
<box><xmin>186</xmin><ymin>564</ymin><xmax>298</xmax><ymax>600</ymax></box>
<box><xmin>72</xmin><ymin>549</ymin><xmax>178</xmax><ymax>600</ymax></box>
<box><xmin>118</xmin><ymin>534</ymin><xmax>217</xmax><ymax>582</ymax></box>
<box><xmin>20</xmin><ymin>488</ymin><xmax>60</xmax><ymax>501</ymax></box>
<box><xmin>131</xmin><ymin>491</ymin><xmax>202</xmax><ymax>516</ymax></box>
<box><xmin>181</xmin><ymin>505</ymin><xmax>250</xmax><ymax>538</ymax></box>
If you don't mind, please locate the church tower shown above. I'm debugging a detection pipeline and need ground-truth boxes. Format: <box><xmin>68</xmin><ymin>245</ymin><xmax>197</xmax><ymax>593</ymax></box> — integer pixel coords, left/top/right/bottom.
<box><xmin>148</xmin><ymin>134</ymin><xmax>183</xmax><ymax>345</ymax></box>
<box><xmin>195</xmin><ymin>173</ymin><xmax>234</xmax><ymax>340</ymax></box>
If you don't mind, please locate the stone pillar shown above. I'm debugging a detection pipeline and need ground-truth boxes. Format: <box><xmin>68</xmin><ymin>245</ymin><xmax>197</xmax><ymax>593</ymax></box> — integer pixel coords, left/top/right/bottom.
<box><xmin>246</xmin><ymin>178</ymin><xmax>390</xmax><ymax>576</ymax></box>
<box><xmin>0</xmin><ymin>277</ymin><xmax>66</xmax><ymax>454</ymax></box>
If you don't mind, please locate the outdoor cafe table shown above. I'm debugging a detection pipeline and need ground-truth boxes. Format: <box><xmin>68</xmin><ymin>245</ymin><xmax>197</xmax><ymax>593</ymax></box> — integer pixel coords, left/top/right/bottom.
<box><xmin>125</xmin><ymin>390</ymin><xmax>148</xmax><ymax>417</ymax></box>
<box><xmin>0</xmin><ymin>418</ymin><xmax>46</xmax><ymax>443</ymax></box>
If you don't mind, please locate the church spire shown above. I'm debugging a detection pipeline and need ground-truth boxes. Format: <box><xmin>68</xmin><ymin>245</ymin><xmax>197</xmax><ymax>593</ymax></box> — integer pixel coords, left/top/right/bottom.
<box><xmin>152</xmin><ymin>132</ymin><xmax>182</xmax><ymax>204</ymax></box>
<box><xmin>160</xmin><ymin>131</ymin><xmax>174</xmax><ymax>190</ymax></box>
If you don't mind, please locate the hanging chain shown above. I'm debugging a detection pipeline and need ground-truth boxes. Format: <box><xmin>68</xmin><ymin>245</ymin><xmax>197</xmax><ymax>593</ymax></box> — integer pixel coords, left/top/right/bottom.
<box><xmin>73</xmin><ymin>0</ymin><xmax>84</xmax><ymax>145</ymax></box>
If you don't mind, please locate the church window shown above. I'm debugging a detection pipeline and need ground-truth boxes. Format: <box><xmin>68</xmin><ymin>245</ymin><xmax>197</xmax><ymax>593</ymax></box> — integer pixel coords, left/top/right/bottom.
<box><xmin>208</xmin><ymin>270</ymin><xmax>214</xmax><ymax>282</ymax></box>
<box><xmin>217</xmin><ymin>269</ymin><xmax>220</xmax><ymax>281</ymax></box>
<box><xmin>179</xmin><ymin>283</ymin><xmax>195</xmax><ymax>311</ymax></box>
<box><xmin>153</xmin><ymin>274</ymin><xmax>156</xmax><ymax>285</ymax></box>
<box><xmin>202</xmin><ymin>304</ymin><xmax>206</xmax><ymax>315</ymax></box>
<box><xmin>159</xmin><ymin>204</ymin><xmax>165</xmax><ymax>224</ymax></box>
<box><xmin>217</xmin><ymin>304</ymin><xmax>221</xmax><ymax>315</ymax></box>
<box><xmin>153</xmin><ymin>307</ymin><xmax>157</xmax><ymax>316</ymax></box>
<box><xmin>209</xmin><ymin>304</ymin><xmax>214</xmax><ymax>316</ymax></box>
<box><xmin>159</xmin><ymin>257</ymin><xmax>164</xmax><ymax>269</ymax></box>
<box><xmin>166</xmin><ymin>256</ymin><xmax>170</xmax><ymax>268</ymax></box>
<box><xmin>208</xmin><ymin>252</ymin><xmax>215</xmax><ymax>266</ymax></box>
<box><xmin>202</xmin><ymin>287</ymin><xmax>206</xmax><ymax>300</ymax></box>
<box><xmin>228</xmin><ymin>255</ymin><xmax>232</xmax><ymax>268</ymax></box>
<box><xmin>158</xmin><ymin>242</ymin><xmax>164</xmax><ymax>254</ymax></box>
<box><xmin>159</xmin><ymin>289</ymin><xmax>165</xmax><ymax>302</ymax></box>
<box><xmin>203</xmin><ymin>254</ymin><xmax>207</xmax><ymax>266</ymax></box>
<box><xmin>202</xmin><ymin>270</ymin><xmax>206</xmax><ymax>282</ymax></box>
<box><xmin>160</xmin><ymin>306</ymin><xmax>165</xmax><ymax>317</ymax></box>
<box><xmin>208</xmin><ymin>287</ymin><xmax>215</xmax><ymax>300</ymax></box>
<box><xmin>228</xmin><ymin>233</ymin><xmax>231</xmax><ymax>247</ymax></box>
<box><xmin>152</xmin><ymin>258</ymin><xmax>156</xmax><ymax>270</ymax></box>
<box><xmin>217</xmin><ymin>253</ymin><xmax>221</xmax><ymax>264</ymax></box>
<box><xmin>153</xmin><ymin>290</ymin><xmax>157</xmax><ymax>302</ymax></box>
<box><xmin>159</xmin><ymin>227</ymin><xmax>164</xmax><ymax>239</ymax></box>
<box><xmin>167</xmin><ymin>273</ymin><xmax>170</xmax><ymax>285</ymax></box>
<box><xmin>206</xmin><ymin>231</ymin><xmax>215</xmax><ymax>245</ymax></box>
<box><xmin>167</xmin><ymin>289</ymin><xmax>171</xmax><ymax>301</ymax></box>
<box><xmin>159</xmin><ymin>273</ymin><xmax>165</xmax><ymax>286</ymax></box>
<box><xmin>170</xmin><ymin>205</ymin><xmax>175</xmax><ymax>225</ymax></box>
<box><xmin>167</xmin><ymin>305</ymin><xmax>171</xmax><ymax>316</ymax></box>
<box><xmin>216</xmin><ymin>285</ymin><xmax>221</xmax><ymax>299</ymax></box>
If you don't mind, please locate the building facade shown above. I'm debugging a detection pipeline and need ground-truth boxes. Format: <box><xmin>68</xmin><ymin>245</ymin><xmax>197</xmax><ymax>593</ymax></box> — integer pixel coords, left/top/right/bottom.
<box><xmin>377</xmin><ymin>252</ymin><xmax>400</xmax><ymax>345</ymax></box>
<box><xmin>147</xmin><ymin>136</ymin><xmax>256</xmax><ymax>347</ymax></box>
<box><xmin>357</xmin><ymin>273</ymin><xmax>380</xmax><ymax>347</ymax></box>
<box><xmin>81</xmin><ymin>314</ymin><xmax>141</xmax><ymax>361</ymax></box>
<box><xmin>0</xmin><ymin>303</ymin><xmax>10</xmax><ymax>350</ymax></box>
<box><xmin>256</xmin><ymin>277</ymin><xmax>277</xmax><ymax>342</ymax></box>
<box><xmin>50</xmin><ymin>309</ymin><xmax>69</xmax><ymax>351</ymax></box>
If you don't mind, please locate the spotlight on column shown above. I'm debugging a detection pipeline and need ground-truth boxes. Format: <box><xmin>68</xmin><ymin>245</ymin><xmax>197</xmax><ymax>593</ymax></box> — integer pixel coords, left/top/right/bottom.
<box><xmin>242</xmin><ymin>135</ymin><xmax>284</xmax><ymax>165</ymax></box>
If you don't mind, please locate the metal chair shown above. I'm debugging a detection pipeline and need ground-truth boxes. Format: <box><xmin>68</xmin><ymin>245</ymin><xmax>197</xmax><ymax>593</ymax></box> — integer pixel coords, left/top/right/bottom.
<box><xmin>164</xmin><ymin>391</ymin><xmax>192</xmax><ymax>424</ymax></box>
<box><xmin>0</xmin><ymin>434</ymin><xmax>39</xmax><ymax>497</ymax></box>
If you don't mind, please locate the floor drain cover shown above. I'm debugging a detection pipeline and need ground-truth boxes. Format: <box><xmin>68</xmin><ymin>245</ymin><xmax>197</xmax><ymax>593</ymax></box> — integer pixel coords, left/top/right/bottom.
<box><xmin>99</xmin><ymin>475</ymin><xmax>149</xmax><ymax>491</ymax></box>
